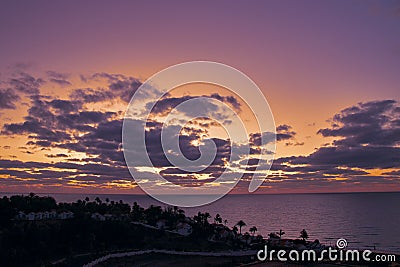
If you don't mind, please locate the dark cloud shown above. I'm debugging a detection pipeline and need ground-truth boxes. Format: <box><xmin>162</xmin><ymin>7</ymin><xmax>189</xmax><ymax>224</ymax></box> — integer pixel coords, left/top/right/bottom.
<box><xmin>382</xmin><ymin>170</ymin><xmax>400</xmax><ymax>176</ymax></box>
<box><xmin>3</xmin><ymin>74</ymin><xmax>242</xmax><ymax>184</ymax></box>
<box><xmin>282</xmin><ymin>146</ymin><xmax>400</xmax><ymax>170</ymax></box>
<box><xmin>4</xmin><ymin>118</ymin><xmax>72</xmax><ymax>143</ymax></box>
<box><xmin>143</xmin><ymin>121</ymin><xmax>231</xmax><ymax>169</ymax></box>
<box><xmin>157</xmin><ymin>173</ymin><xmax>216</xmax><ymax>187</ymax></box>
<box><xmin>94</xmin><ymin>73</ymin><xmax>142</xmax><ymax>103</ymax></box>
<box><xmin>0</xmin><ymin>88</ymin><xmax>20</xmax><ymax>109</ymax></box>
<box><xmin>48</xmin><ymin>99</ymin><xmax>79</xmax><ymax>114</ymax></box>
<box><xmin>276</xmin><ymin>124</ymin><xmax>296</xmax><ymax>141</ymax></box>
<box><xmin>9</xmin><ymin>72</ymin><xmax>43</xmax><ymax>95</ymax></box>
<box><xmin>71</xmin><ymin>74</ymin><xmax>142</xmax><ymax>103</ymax></box>
<box><xmin>270</xmin><ymin>100</ymin><xmax>400</xmax><ymax>186</ymax></box>
<box><xmin>70</xmin><ymin>88</ymin><xmax>114</xmax><ymax>103</ymax></box>
<box><xmin>249</xmin><ymin>132</ymin><xmax>274</xmax><ymax>146</ymax></box>
<box><xmin>49</xmin><ymin>78</ymin><xmax>71</xmax><ymax>86</ymax></box>
<box><xmin>46</xmin><ymin>70</ymin><xmax>71</xmax><ymax>86</ymax></box>
<box><xmin>2</xmin><ymin>93</ymin><xmax>116</xmax><ymax>148</ymax></box>
<box><xmin>0</xmin><ymin>159</ymin><xmax>51</xmax><ymax>169</ymax></box>
<box><xmin>2</xmin><ymin>70</ymin><xmax>397</xmax><ymax>192</ymax></box>
<box><xmin>149</xmin><ymin>95</ymin><xmax>192</xmax><ymax>115</ymax></box>
<box><xmin>209</xmin><ymin>93</ymin><xmax>241</xmax><ymax>111</ymax></box>
<box><xmin>285</xmin><ymin>141</ymin><xmax>304</xmax><ymax>146</ymax></box>
<box><xmin>45</xmin><ymin>153</ymin><xmax>69</xmax><ymax>158</ymax></box>
<box><xmin>91</xmin><ymin>72</ymin><xmax>127</xmax><ymax>82</ymax></box>
<box><xmin>318</xmin><ymin>100</ymin><xmax>399</xmax><ymax>147</ymax></box>
<box><xmin>158</xmin><ymin>165</ymin><xmax>227</xmax><ymax>186</ymax></box>
<box><xmin>27</xmin><ymin>140</ymin><xmax>53</xmax><ymax>147</ymax></box>
<box><xmin>0</xmin><ymin>159</ymin><xmax>131</xmax><ymax>187</ymax></box>
<box><xmin>46</xmin><ymin>71</ymin><xmax>68</xmax><ymax>80</ymax></box>
<box><xmin>276</xmin><ymin>124</ymin><xmax>291</xmax><ymax>132</ymax></box>
<box><xmin>249</xmin><ymin>124</ymin><xmax>296</xmax><ymax>147</ymax></box>
<box><xmin>149</xmin><ymin>93</ymin><xmax>241</xmax><ymax>116</ymax></box>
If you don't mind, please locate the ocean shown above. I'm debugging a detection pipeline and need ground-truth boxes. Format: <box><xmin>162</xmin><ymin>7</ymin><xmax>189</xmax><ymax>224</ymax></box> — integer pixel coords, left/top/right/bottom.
<box><xmin>2</xmin><ymin>192</ymin><xmax>399</xmax><ymax>253</ymax></box>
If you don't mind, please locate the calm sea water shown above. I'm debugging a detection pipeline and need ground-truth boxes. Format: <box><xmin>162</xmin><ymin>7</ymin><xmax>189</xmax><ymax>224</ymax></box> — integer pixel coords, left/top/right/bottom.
<box><xmin>2</xmin><ymin>192</ymin><xmax>399</xmax><ymax>253</ymax></box>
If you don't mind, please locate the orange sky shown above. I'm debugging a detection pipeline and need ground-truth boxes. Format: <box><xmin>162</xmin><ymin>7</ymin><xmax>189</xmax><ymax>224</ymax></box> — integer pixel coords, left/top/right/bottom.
<box><xmin>0</xmin><ymin>1</ymin><xmax>399</xmax><ymax>194</ymax></box>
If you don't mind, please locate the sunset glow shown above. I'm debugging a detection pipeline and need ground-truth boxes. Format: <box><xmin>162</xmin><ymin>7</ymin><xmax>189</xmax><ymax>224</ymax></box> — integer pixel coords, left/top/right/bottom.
<box><xmin>0</xmin><ymin>0</ymin><xmax>399</xmax><ymax>194</ymax></box>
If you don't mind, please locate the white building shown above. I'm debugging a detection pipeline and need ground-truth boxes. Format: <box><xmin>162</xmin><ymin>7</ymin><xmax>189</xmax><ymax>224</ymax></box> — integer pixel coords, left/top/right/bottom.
<box><xmin>27</xmin><ymin>212</ymin><xmax>36</xmax><ymax>220</ymax></box>
<box><xmin>91</xmin><ymin>213</ymin><xmax>106</xmax><ymax>221</ymax></box>
<box><xmin>15</xmin><ymin>211</ymin><xmax>26</xmax><ymax>220</ymax></box>
<box><xmin>58</xmin><ymin>211</ymin><xmax>74</xmax><ymax>220</ymax></box>
<box><xmin>156</xmin><ymin>219</ymin><xmax>167</xmax><ymax>229</ymax></box>
<box><xmin>176</xmin><ymin>222</ymin><xmax>192</xmax><ymax>236</ymax></box>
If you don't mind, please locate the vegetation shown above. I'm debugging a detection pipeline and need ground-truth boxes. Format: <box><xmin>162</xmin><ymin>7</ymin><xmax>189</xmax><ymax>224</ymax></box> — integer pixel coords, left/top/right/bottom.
<box><xmin>0</xmin><ymin>194</ymin><xmax>323</xmax><ymax>267</ymax></box>
<box><xmin>300</xmin><ymin>229</ymin><xmax>309</xmax><ymax>241</ymax></box>
<box><xmin>276</xmin><ymin>229</ymin><xmax>285</xmax><ymax>238</ymax></box>
<box><xmin>235</xmin><ymin>220</ymin><xmax>246</xmax><ymax>235</ymax></box>
<box><xmin>0</xmin><ymin>194</ymin><xmax>265</xmax><ymax>267</ymax></box>
<box><xmin>249</xmin><ymin>226</ymin><xmax>257</xmax><ymax>236</ymax></box>
<box><xmin>214</xmin><ymin>213</ymin><xmax>222</xmax><ymax>224</ymax></box>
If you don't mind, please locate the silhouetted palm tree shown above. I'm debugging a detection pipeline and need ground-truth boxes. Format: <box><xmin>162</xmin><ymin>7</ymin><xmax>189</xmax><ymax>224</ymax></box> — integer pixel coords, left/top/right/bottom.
<box><xmin>250</xmin><ymin>226</ymin><xmax>257</xmax><ymax>236</ymax></box>
<box><xmin>194</xmin><ymin>212</ymin><xmax>211</xmax><ymax>228</ymax></box>
<box><xmin>214</xmin><ymin>213</ymin><xmax>222</xmax><ymax>224</ymax></box>
<box><xmin>232</xmin><ymin>226</ymin><xmax>238</xmax><ymax>236</ymax></box>
<box><xmin>300</xmin><ymin>229</ymin><xmax>309</xmax><ymax>241</ymax></box>
<box><xmin>236</xmin><ymin>220</ymin><xmax>246</xmax><ymax>235</ymax></box>
<box><xmin>204</xmin><ymin>212</ymin><xmax>211</xmax><ymax>223</ymax></box>
<box><xmin>95</xmin><ymin>197</ymin><xmax>102</xmax><ymax>204</ymax></box>
<box><xmin>276</xmin><ymin>229</ymin><xmax>285</xmax><ymax>239</ymax></box>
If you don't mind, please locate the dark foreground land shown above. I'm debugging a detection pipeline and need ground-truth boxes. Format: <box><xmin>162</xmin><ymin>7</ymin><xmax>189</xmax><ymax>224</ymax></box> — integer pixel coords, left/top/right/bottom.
<box><xmin>0</xmin><ymin>194</ymin><xmax>398</xmax><ymax>267</ymax></box>
<box><xmin>90</xmin><ymin>253</ymin><xmax>400</xmax><ymax>267</ymax></box>
<box><xmin>94</xmin><ymin>254</ymin><xmax>244</xmax><ymax>267</ymax></box>
<box><xmin>0</xmin><ymin>194</ymin><xmax>260</xmax><ymax>266</ymax></box>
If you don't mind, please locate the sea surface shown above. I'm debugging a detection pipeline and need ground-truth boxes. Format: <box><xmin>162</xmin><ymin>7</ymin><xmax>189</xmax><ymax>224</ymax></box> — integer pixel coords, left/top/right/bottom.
<box><xmin>2</xmin><ymin>192</ymin><xmax>399</xmax><ymax>253</ymax></box>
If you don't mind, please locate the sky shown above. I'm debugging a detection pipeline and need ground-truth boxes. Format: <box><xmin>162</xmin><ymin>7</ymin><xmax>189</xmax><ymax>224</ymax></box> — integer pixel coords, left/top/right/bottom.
<box><xmin>0</xmin><ymin>0</ymin><xmax>399</xmax><ymax>194</ymax></box>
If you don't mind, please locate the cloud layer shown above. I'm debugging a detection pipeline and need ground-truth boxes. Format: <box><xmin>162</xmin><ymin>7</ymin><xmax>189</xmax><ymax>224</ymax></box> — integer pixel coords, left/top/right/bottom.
<box><xmin>0</xmin><ymin>70</ymin><xmax>399</xmax><ymax>193</ymax></box>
